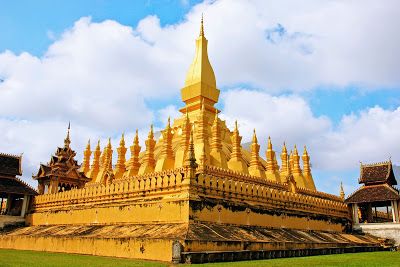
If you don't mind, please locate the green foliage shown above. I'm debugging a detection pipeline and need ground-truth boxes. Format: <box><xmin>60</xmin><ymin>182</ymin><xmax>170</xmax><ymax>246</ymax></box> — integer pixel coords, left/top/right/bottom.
<box><xmin>0</xmin><ymin>249</ymin><xmax>399</xmax><ymax>267</ymax></box>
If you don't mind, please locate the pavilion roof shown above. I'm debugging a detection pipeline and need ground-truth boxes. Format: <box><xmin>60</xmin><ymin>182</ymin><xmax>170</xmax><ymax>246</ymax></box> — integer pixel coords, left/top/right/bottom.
<box><xmin>0</xmin><ymin>153</ymin><xmax>22</xmax><ymax>177</ymax></box>
<box><xmin>345</xmin><ymin>184</ymin><xmax>399</xmax><ymax>204</ymax></box>
<box><xmin>0</xmin><ymin>177</ymin><xmax>37</xmax><ymax>196</ymax></box>
<box><xmin>359</xmin><ymin>161</ymin><xmax>396</xmax><ymax>185</ymax></box>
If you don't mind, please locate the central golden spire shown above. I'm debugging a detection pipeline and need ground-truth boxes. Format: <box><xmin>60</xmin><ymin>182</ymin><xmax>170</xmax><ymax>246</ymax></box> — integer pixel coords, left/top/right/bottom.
<box><xmin>199</xmin><ymin>14</ymin><xmax>204</xmax><ymax>37</ymax></box>
<box><xmin>181</xmin><ymin>15</ymin><xmax>220</xmax><ymax>113</ymax></box>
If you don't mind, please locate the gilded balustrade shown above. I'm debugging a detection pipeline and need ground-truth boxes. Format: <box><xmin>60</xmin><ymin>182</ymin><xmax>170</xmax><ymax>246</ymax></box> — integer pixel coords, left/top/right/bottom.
<box><xmin>34</xmin><ymin>165</ymin><xmax>348</xmax><ymax>219</ymax></box>
<box><xmin>34</xmin><ymin>167</ymin><xmax>190</xmax><ymax>210</ymax></box>
<box><xmin>193</xmin><ymin>166</ymin><xmax>348</xmax><ymax>218</ymax></box>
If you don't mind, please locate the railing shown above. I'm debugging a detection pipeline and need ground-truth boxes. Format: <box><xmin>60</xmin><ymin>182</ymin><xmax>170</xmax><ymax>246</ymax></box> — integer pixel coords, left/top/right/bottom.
<box><xmin>33</xmin><ymin>166</ymin><xmax>348</xmax><ymax>218</ymax></box>
<box><xmin>34</xmin><ymin>167</ymin><xmax>189</xmax><ymax>209</ymax></box>
<box><xmin>193</xmin><ymin>166</ymin><xmax>348</xmax><ymax>218</ymax></box>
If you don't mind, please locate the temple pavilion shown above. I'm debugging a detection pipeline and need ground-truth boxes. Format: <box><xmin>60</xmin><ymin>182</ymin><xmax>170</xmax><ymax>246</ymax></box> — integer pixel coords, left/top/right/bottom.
<box><xmin>345</xmin><ymin>161</ymin><xmax>400</xmax><ymax>246</ymax></box>
<box><xmin>346</xmin><ymin>161</ymin><xmax>399</xmax><ymax>224</ymax></box>
<box><xmin>0</xmin><ymin>153</ymin><xmax>37</xmax><ymax>228</ymax></box>
<box><xmin>33</xmin><ymin>123</ymin><xmax>90</xmax><ymax>194</ymax></box>
<box><xmin>0</xmin><ymin>18</ymin><xmax>383</xmax><ymax>263</ymax></box>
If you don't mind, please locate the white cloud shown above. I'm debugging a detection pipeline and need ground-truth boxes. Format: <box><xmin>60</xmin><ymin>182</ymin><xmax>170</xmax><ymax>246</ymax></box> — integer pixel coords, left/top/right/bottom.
<box><xmin>220</xmin><ymin>89</ymin><xmax>400</xmax><ymax>170</ymax></box>
<box><xmin>192</xmin><ymin>0</ymin><xmax>400</xmax><ymax>91</ymax></box>
<box><xmin>220</xmin><ymin>89</ymin><xmax>331</xmax><ymax>148</ymax></box>
<box><xmin>219</xmin><ymin>89</ymin><xmax>400</xmax><ymax>193</ymax></box>
<box><xmin>157</xmin><ymin>105</ymin><xmax>181</xmax><ymax>126</ymax></box>
<box><xmin>313</xmin><ymin>106</ymin><xmax>400</xmax><ymax>170</ymax></box>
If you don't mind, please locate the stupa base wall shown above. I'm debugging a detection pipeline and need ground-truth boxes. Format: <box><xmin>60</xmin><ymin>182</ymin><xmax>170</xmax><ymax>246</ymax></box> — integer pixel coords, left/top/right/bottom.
<box><xmin>0</xmin><ymin>235</ymin><xmax>174</xmax><ymax>262</ymax></box>
<box><xmin>0</xmin><ymin>222</ymin><xmax>383</xmax><ymax>263</ymax></box>
<box><xmin>189</xmin><ymin>197</ymin><xmax>347</xmax><ymax>232</ymax></box>
<box><xmin>27</xmin><ymin>195</ymin><xmax>190</xmax><ymax>226</ymax></box>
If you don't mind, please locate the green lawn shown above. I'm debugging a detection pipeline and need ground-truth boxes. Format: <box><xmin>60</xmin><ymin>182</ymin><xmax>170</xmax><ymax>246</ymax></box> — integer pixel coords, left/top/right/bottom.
<box><xmin>0</xmin><ymin>249</ymin><xmax>399</xmax><ymax>267</ymax></box>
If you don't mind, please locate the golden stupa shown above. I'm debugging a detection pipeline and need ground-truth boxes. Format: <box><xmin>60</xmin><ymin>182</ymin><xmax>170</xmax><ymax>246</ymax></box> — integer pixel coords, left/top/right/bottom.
<box><xmin>0</xmin><ymin>18</ymin><xmax>381</xmax><ymax>263</ymax></box>
<box><xmin>83</xmin><ymin>17</ymin><xmax>316</xmax><ymax>190</ymax></box>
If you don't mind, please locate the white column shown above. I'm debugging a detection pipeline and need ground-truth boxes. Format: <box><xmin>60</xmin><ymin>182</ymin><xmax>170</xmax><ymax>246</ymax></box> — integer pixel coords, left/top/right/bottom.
<box><xmin>353</xmin><ymin>204</ymin><xmax>359</xmax><ymax>224</ymax></box>
<box><xmin>20</xmin><ymin>195</ymin><xmax>28</xmax><ymax>217</ymax></box>
<box><xmin>6</xmin><ymin>194</ymin><xmax>12</xmax><ymax>214</ymax></box>
<box><xmin>395</xmin><ymin>201</ymin><xmax>400</xmax><ymax>223</ymax></box>
<box><xmin>391</xmin><ymin>200</ymin><xmax>399</xmax><ymax>223</ymax></box>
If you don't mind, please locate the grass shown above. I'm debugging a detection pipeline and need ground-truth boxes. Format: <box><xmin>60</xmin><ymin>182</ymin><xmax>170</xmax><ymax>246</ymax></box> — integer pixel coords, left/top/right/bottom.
<box><xmin>0</xmin><ymin>249</ymin><xmax>166</xmax><ymax>267</ymax></box>
<box><xmin>197</xmin><ymin>251</ymin><xmax>400</xmax><ymax>267</ymax></box>
<box><xmin>0</xmin><ymin>249</ymin><xmax>399</xmax><ymax>267</ymax></box>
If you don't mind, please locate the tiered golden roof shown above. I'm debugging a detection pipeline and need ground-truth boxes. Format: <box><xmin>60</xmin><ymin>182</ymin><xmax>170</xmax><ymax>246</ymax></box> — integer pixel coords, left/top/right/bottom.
<box><xmin>81</xmin><ymin>18</ymin><xmax>317</xmax><ymax>192</ymax></box>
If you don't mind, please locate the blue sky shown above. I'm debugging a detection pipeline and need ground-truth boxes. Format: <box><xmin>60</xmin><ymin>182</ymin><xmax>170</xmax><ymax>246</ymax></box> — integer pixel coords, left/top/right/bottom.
<box><xmin>0</xmin><ymin>0</ymin><xmax>201</xmax><ymax>56</ymax></box>
<box><xmin>0</xmin><ymin>0</ymin><xmax>399</xmax><ymax>196</ymax></box>
<box><xmin>303</xmin><ymin>87</ymin><xmax>400</xmax><ymax>124</ymax></box>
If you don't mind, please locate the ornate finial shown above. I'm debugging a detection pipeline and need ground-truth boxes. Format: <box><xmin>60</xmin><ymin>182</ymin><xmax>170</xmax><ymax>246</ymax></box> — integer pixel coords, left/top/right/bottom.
<box><xmin>303</xmin><ymin>145</ymin><xmax>309</xmax><ymax>157</ymax></box>
<box><xmin>107</xmin><ymin>138</ymin><xmax>112</xmax><ymax>149</ymax></box>
<box><xmin>138</xmin><ymin>124</ymin><xmax>156</xmax><ymax>175</ymax></box>
<box><xmin>187</xmin><ymin>129</ymin><xmax>198</xmax><ymax>169</ymax></box>
<box><xmin>114</xmin><ymin>133</ymin><xmax>127</xmax><ymax>179</ymax></box>
<box><xmin>64</xmin><ymin>122</ymin><xmax>71</xmax><ymax>147</ymax></box>
<box><xmin>149</xmin><ymin>124</ymin><xmax>154</xmax><ymax>137</ymax></box>
<box><xmin>234</xmin><ymin>120</ymin><xmax>238</xmax><ymax>131</ymax></box>
<box><xmin>134</xmin><ymin>129</ymin><xmax>139</xmax><ymax>144</ymax></box>
<box><xmin>282</xmin><ymin>142</ymin><xmax>287</xmax><ymax>152</ymax></box>
<box><xmin>81</xmin><ymin>138</ymin><xmax>92</xmax><ymax>174</ymax></box>
<box><xmin>294</xmin><ymin>144</ymin><xmax>298</xmax><ymax>153</ymax></box>
<box><xmin>268</xmin><ymin>136</ymin><xmax>272</xmax><ymax>150</ymax></box>
<box><xmin>200</xmin><ymin>13</ymin><xmax>204</xmax><ymax>37</ymax></box>
<box><xmin>279</xmin><ymin>141</ymin><xmax>289</xmax><ymax>177</ymax></box>
<box><xmin>340</xmin><ymin>182</ymin><xmax>345</xmax><ymax>200</ymax></box>
<box><xmin>167</xmin><ymin>116</ymin><xmax>171</xmax><ymax>127</ymax></box>
<box><xmin>289</xmin><ymin>149</ymin><xmax>293</xmax><ymax>168</ymax></box>
<box><xmin>119</xmin><ymin>133</ymin><xmax>125</xmax><ymax>146</ymax></box>
<box><xmin>248</xmin><ymin>127</ymin><xmax>264</xmax><ymax>178</ymax></box>
<box><xmin>252</xmin><ymin>129</ymin><xmax>258</xmax><ymax>143</ymax></box>
<box><xmin>97</xmin><ymin>140</ymin><xmax>100</xmax><ymax>148</ymax></box>
<box><xmin>124</xmin><ymin>128</ymin><xmax>141</xmax><ymax>177</ymax></box>
<box><xmin>214</xmin><ymin>109</ymin><xmax>218</xmax><ymax>122</ymax></box>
